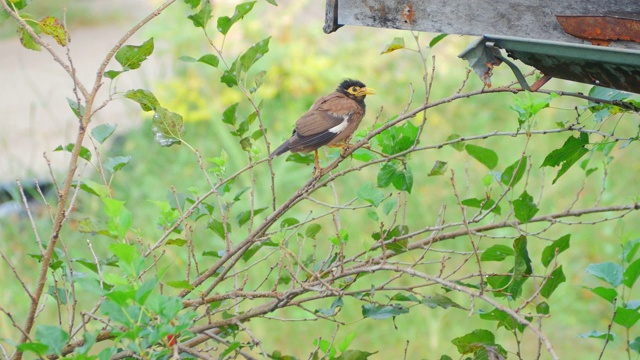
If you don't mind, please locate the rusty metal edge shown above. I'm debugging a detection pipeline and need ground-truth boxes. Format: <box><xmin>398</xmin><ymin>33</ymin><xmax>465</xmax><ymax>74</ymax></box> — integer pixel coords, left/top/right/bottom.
<box><xmin>323</xmin><ymin>0</ymin><xmax>342</xmax><ymax>34</ymax></box>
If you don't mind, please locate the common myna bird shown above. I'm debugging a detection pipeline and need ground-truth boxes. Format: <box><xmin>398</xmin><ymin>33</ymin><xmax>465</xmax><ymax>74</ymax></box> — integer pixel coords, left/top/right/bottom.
<box><xmin>270</xmin><ymin>79</ymin><xmax>375</xmax><ymax>174</ymax></box>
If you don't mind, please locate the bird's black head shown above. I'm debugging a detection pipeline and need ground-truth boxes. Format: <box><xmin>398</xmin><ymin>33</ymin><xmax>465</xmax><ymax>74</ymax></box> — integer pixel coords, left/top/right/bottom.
<box><xmin>336</xmin><ymin>79</ymin><xmax>376</xmax><ymax>105</ymax></box>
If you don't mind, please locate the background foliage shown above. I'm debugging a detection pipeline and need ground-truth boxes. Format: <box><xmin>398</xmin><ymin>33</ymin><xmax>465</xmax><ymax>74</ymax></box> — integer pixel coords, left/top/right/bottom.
<box><xmin>1</xmin><ymin>0</ymin><xmax>639</xmax><ymax>359</ymax></box>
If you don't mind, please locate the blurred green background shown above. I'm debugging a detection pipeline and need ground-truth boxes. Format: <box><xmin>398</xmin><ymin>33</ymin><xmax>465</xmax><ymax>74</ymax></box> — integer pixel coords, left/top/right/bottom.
<box><xmin>1</xmin><ymin>0</ymin><xmax>639</xmax><ymax>358</ymax></box>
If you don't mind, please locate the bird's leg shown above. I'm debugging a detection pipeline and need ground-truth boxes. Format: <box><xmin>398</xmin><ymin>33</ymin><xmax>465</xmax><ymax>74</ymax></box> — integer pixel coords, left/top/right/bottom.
<box><xmin>313</xmin><ymin>149</ymin><xmax>321</xmax><ymax>177</ymax></box>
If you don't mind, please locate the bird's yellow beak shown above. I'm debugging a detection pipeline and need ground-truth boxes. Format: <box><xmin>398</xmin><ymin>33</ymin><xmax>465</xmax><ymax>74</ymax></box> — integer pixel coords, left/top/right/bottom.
<box><xmin>358</xmin><ymin>87</ymin><xmax>376</xmax><ymax>96</ymax></box>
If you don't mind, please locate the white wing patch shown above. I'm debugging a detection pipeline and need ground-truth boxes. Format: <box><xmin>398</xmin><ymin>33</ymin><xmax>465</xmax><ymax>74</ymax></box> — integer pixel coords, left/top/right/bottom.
<box><xmin>328</xmin><ymin>112</ymin><xmax>351</xmax><ymax>134</ymax></box>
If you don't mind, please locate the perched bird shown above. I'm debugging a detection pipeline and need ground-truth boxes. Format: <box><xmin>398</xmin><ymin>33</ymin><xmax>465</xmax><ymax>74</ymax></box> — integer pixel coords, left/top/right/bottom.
<box><xmin>270</xmin><ymin>79</ymin><xmax>375</xmax><ymax>174</ymax></box>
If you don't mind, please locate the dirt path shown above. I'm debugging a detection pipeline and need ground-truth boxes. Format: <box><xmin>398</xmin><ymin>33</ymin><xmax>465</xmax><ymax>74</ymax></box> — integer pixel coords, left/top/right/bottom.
<box><xmin>0</xmin><ymin>3</ymin><xmax>158</xmax><ymax>183</ymax></box>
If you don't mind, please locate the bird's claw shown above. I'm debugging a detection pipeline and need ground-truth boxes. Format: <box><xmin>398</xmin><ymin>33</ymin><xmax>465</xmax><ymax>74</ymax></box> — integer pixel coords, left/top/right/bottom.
<box><xmin>340</xmin><ymin>144</ymin><xmax>351</xmax><ymax>157</ymax></box>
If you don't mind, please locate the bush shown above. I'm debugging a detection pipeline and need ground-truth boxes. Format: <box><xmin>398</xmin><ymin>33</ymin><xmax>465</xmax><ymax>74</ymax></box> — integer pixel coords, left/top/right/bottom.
<box><xmin>1</xmin><ymin>0</ymin><xmax>640</xmax><ymax>359</ymax></box>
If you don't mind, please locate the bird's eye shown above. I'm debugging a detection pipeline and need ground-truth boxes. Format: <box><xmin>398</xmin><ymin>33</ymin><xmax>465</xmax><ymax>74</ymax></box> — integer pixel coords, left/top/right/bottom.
<box><xmin>349</xmin><ymin>86</ymin><xmax>359</xmax><ymax>93</ymax></box>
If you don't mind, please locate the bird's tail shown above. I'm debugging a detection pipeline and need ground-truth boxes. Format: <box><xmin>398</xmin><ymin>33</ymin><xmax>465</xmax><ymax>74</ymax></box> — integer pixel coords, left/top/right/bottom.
<box><xmin>270</xmin><ymin>140</ymin><xmax>291</xmax><ymax>158</ymax></box>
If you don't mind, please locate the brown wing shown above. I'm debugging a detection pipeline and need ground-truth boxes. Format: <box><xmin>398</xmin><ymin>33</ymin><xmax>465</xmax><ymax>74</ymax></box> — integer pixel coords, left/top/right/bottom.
<box><xmin>270</xmin><ymin>92</ymin><xmax>363</xmax><ymax>156</ymax></box>
<box><xmin>295</xmin><ymin>92</ymin><xmax>355</xmax><ymax>136</ymax></box>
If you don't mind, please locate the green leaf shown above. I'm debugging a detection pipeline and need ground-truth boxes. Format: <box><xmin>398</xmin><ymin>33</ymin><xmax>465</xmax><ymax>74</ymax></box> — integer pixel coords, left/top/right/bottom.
<box><xmin>536</xmin><ymin>302</ymin><xmax>550</xmax><ymax>315</ymax></box>
<box><xmin>428</xmin><ymin>160</ymin><xmax>448</xmax><ymax>176</ymax></box>
<box><xmin>285</xmin><ymin>152</ymin><xmax>314</xmax><ymax>164</ymax></box>
<box><xmin>481</xmin><ymin>244</ymin><xmax>514</xmax><ymax>262</ymax></box>
<box><xmin>152</xmin><ymin>107</ymin><xmax>184</xmax><ymax>147</ymax></box>
<box><xmin>18</xmin><ymin>25</ymin><xmax>41</xmax><ymax>51</ymax></box>
<box><xmin>222</xmin><ymin>103</ymin><xmax>239</xmax><ymax>125</ymax></box>
<box><xmin>35</xmin><ymin>325</ymin><xmax>69</xmax><ymax>355</ymax></box>
<box><xmin>135</xmin><ymin>279</ymin><xmax>157</xmax><ymax>305</ymax></box>
<box><xmin>577</xmin><ymin>330</ymin><xmax>615</xmax><ymax>341</ymax></box>
<box><xmin>446</xmin><ymin>134</ymin><xmax>465</xmax><ymax>151</ymax></box>
<box><xmin>377</xmin><ymin>161</ymin><xmax>413</xmax><ymax>193</ymax></box>
<box><xmin>113</xmin><ymin>38</ymin><xmax>154</xmax><ymax>71</ymax></box>
<box><xmin>429</xmin><ymin>33</ymin><xmax>448</xmax><ymax>47</ymax></box>
<box><xmin>382</xmin><ymin>198</ymin><xmax>397</xmax><ymax>216</ymax></box>
<box><xmin>541</xmin><ymin>266</ymin><xmax>565</xmax><ymax>298</ymax></box>
<box><xmin>422</xmin><ymin>294</ymin><xmax>465</xmax><ymax>310</ymax></box>
<box><xmin>614</xmin><ymin>307</ymin><xmax>640</xmax><ymax>329</ymax></box>
<box><xmin>623</xmin><ymin>239</ymin><xmax>640</xmax><ymax>263</ymax></box>
<box><xmin>510</xmin><ymin>92</ymin><xmax>556</xmax><ymax>130</ymax></box>
<box><xmin>588</xmin><ymin>86</ymin><xmax>630</xmax><ymax>122</ymax></box>
<box><xmin>150</xmin><ymin>200</ymin><xmax>180</xmax><ymax>228</ymax></box>
<box><xmin>513</xmin><ymin>236</ymin><xmax>533</xmax><ymax>279</ymax></box>
<box><xmin>630</xmin><ymin>337</ymin><xmax>640</xmax><ymax>353</ymax></box>
<box><xmin>166</xmin><ymin>280</ymin><xmax>193</xmax><ymax>290</ymax></box>
<box><xmin>305</xmin><ymin>224</ymin><xmax>322</xmax><ymax>239</ymax></box>
<box><xmin>336</xmin><ymin>350</ymin><xmax>377</xmax><ymax>359</ymax></box>
<box><xmin>66</xmin><ymin>97</ymin><xmax>85</xmax><ymax>119</ymax></box>
<box><xmin>79</xmin><ymin>180</ymin><xmax>110</xmax><ymax>199</ymax></box>
<box><xmin>280</xmin><ymin>217</ymin><xmax>299</xmax><ymax>229</ymax></box>
<box><xmin>91</xmin><ymin>124</ymin><xmax>117</xmax><ymax>144</ymax></box>
<box><xmin>371</xmin><ymin>225</ymin><xmax>409</xmax><ymax>254</ymax></box>
<box><xmin>39</xmin><ymin>16</ymin><xmax>66</xmax><ymax>46</ymax></box>
<box><xmin>166</xmin><ymin>238</ymin><xmax>187</xmax><ymax>247</ymax></box>
<box><xmin>183</xmin><ymin>0</ymin><xmax>201</xmax><ymax>9</ymax></box>
<box><xmin>236</xmin><ymin>207</ymin><xmax>267</xmax><ymax>227</ymax></box>
<box><xmin>54</xmin><ymin>143</ymin><xmax>92</xmax><ymax>162</ymax></box>
<box><xmin>198</xmin><ymin>53</ymin><xmax>219</xmax><ymax>67</ymax></box>
<box><xmin>250</xmin><ymin>70</ymin><xmax>267</xmax><ymax>93</ymax></box>
<box><xmin>500</xmin><ymin>156</ymin><xmax>527</xmax><ymax>186</ymax></box>
<box><xmin>104</xmin><ymin>156</ymin><xmax>131</xmax><ymax>173</ymax></box>
<box><xmin>16</xmin><ymin>342</ymin><xmax>48</xmax><ymax>356</ymax></box>
<box><xmin>541</xmin><ymin>234</ymin><xmax>570</xmax><ymax>267</ymax></box>
<box><xmin>103</xmin><ymin>198</ymin><xmax>132</xmax><ymax>239</ymax></box>
<box><xmin>315</xmin><ymin>297</ymin><xmax>344</xmax><ymax>316</ymax></box>
<box><xmin>101</xmin><ymin>300</ymin><xmax>131</xmax><ymax>325</ymax></box>
<box><xmin>178</xmin><ymin>55</ymin><xmax>196</xmax><ymax>62</ymax></box>
<box><xmin>217</xmin><ymin>1</ymin><xmax>256</xmax><ymax>35</ymax></box>
<box><xmin>47</xmin><ymin>286</ymin><xmax>68</xmax><ymax>305</ymax></box>
<box><xmin>378</xmin><ymin>121</ymin><xmax>419</xmax><ymax>155</ymax></box>
<box><xmin>479</xmin><ymin>308</ymin><xmax>523</xmax><ymax>332</ymax></box>
<box><xmin>337</xmin><ymin>332</ymin><xmax>356</xmax><ymax>353</ymax></box>
<box><xmin>512</xmin><ymin>191</ymin><xmax>538</xmax><ymax>223</ymax></box>
<box><xmin>73</xmin><ymin>258</ymin><xmax>99</xmax><ymax>274</ymax></box>
<box><xmin>104</xmin><ymin>70</ymin><xmax>122</xmax><ymax>79</ymax></box>
<box><xmin>357</xmin><ymin>183</ymin><xmax>385</xmax><ymax>207</ymax></box>
<box><xmin>623</xmin><ymin>258</ymin><xmax>640</xmax><ymax>288</ymax></box>
<box><xmin>207</xmin><ymin>219</ymin><xmax>230</xmax><ymax>238</ymax></box>
<box><xmin>109</xmin><ymin>243</ymin><xmax>138</xmax><ymax>266</ymax></box>
<box><xmin>587</xmin><ymin>286</ymin><xmax>618</xmax><ymax>304</ymax></box>
<box><xmin>187</xmin><ymin>0</ymin><xmax>212</xmax><ymax>28</ymax></box>
<box><xmin>221</xmin><ymin>65</ymin><xmax>238</xmax><ymax>87</ymax></box>
<box><xmin>461</xmin><ymin>197</ymin><xmax>501</xmax><ymax>215</ymax></box>
<box><xmin>541</xmin><ymin>132</ymin><xmax>589</xmax><ymax>184</ymax></box>
<box><xmin>451</xmin><ymin>329</ymin><xmax>499</xmax><ymax>355</ymax></box>
<box><xmin>329</xmin><ymin>229</ymin><xmax>350</xmax><ymax>245</ymax></box>
<box><xmin>3</xmin><ymin>0</ymin><xmax>29</xmax><ymax>14</ymax></box>
<box><xmin>124</xmin><ymin>89</ymin><xmax>160</xmax><ymax>112</ymax></box>
<box><xmin>586</xmin><ymin>262</ymin><xmax>623</xmax><ymax>287</ymax></box>
<box><xmin>389</xmin><ymin>293</ymin><xmax>420</xmax><ymax>302</ymax></box>
<box><xmin>380</xmin><ymin>37</ymin><xmax>405</xmax><ymax>54</ymax></box>
<box><xmin>361</xmin><ymin>304</ymin><xmax>409</xmax><ymax>319</ymax></box>
<box><xmin>465</xmin><ymin>144</ymin><xmax>498</xmax><ymax>169</ymax></box>
<box><xmin>238</xmin><ymin>36</ymin><xmax>271</xmax><ymax>72</ymax></box>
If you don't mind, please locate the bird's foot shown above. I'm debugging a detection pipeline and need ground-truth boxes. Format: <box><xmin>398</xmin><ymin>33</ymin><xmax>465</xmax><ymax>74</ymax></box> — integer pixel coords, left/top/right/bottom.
<box><xmin>340</xmin><ymin>144</ymin><xmax>352</xmax><ymax>157</ymax></box>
